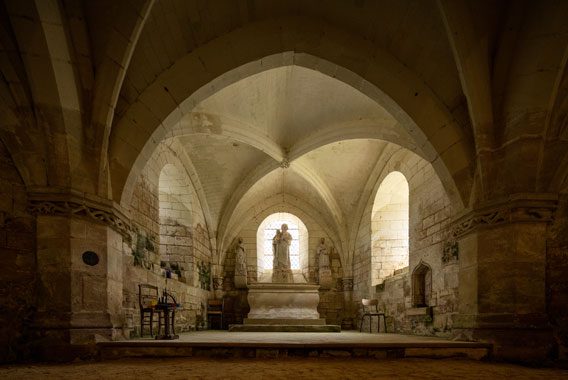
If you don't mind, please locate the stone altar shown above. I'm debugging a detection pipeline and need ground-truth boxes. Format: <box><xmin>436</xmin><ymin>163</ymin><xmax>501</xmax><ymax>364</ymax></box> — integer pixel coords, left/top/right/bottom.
<box><xmin>229</xmin><ymin>281</ymin><xmax>340</xmax><ymax>332</ymax></box>
<box><xmin>244</xmin><ymin>283</ymin><xmax>324</xmax><ymax>324</ymax></box>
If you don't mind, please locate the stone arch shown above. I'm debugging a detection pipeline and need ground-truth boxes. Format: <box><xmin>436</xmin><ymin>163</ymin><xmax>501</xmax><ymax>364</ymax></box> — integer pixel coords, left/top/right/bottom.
<box><xmin>256</xmin><ymin>212</ymin><xmax>308</xmax><ymax>276</ymax></box>
<box><xmin>221</xmin><ymin>194</ymin><xmax>342</xmax><ymax>275</ymax></box>
<box><xmin>349</xmin><ymin>146</ymin><xmax>421</xmax><ymax>269</ymax></box>
<box><xmin>126</xmin><ymin>138</ymin><xmax>215</xmax><ymax>246</ymax></box>
<box><xmin>412</xmin><ymin>261</ymin><xmax>433</xmax><ymax>308</ymax></box>
<box><xmin>112</xmin><ymin>16</ymin><xmax>471</xmax><ymax>210</ymax></box>
<box><xmin>371</xmin><ymin>171</ymin><xmax>409</xmax><ymax>286</ymax></box>
<box><xmin>3</xmin><ymin>0</ymin><xmax>81</xmax><ymax>190</ymax></box>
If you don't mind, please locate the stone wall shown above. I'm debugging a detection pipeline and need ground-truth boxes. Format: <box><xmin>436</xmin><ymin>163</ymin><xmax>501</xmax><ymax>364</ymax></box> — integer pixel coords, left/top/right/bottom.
<box><xmin>0</xmin><ymin>142</ymin><xmax>36</xmax><ymax>362</ymax></box>
<box><xmin>123</xmin><ymin>144</ymin><xmax>214</xmax><ymax>335</ymax></box>
<box><xmin>353</xmin><ymin>153</ymin><xmax>457</xmax><ymax>336</ymax></box>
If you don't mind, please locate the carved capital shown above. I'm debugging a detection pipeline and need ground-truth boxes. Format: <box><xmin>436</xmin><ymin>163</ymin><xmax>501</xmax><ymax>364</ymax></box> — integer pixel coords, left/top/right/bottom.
<box><xmin>450</xmin><ymin>194</ymin><xmax>557</xmax><ymax>238</ymax></box>
<box><xmin>341</xmin><ymin>277</ymin><xmax>354</xmax><ymax>292</ymax></box>
<box><xmin>27</xmin><ymin>192</ymin><xmax>132</xmax><ymax>238</ymax></box>
<box><xmin>212</xmin><ymin>276</ymin><xmax>223</xmax><ymax>290</ymax></box>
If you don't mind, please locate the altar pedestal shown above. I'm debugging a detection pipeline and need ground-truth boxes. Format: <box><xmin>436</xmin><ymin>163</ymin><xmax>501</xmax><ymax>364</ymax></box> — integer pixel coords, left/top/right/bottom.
<box><xmin>229</xmin><ymin>283</ymin><xmax>340</xmax><ymax>332</ymax></box>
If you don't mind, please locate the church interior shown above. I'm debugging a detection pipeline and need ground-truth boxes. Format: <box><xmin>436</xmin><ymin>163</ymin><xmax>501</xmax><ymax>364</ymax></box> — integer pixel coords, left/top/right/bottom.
<box><xmin>1</xmin><ymin>0</ymin><xmax>568</xmax><ymax>377</ymax></box>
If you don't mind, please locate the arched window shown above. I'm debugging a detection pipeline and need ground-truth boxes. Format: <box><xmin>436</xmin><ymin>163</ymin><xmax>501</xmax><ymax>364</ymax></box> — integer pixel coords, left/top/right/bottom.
<box><xmin>256</xmin><ymin>212</ymin><xmax>308</xmax><ymax>272</ymax></box>
<box><xmin>371</xmin><ymin>171</ymin><xmax>409</xmax><ymax>286</ymax></box>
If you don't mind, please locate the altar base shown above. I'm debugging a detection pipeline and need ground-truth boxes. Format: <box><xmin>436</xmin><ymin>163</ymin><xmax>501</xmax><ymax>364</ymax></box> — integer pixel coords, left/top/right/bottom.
<box><xmin>229</xmin><ymin>283</ymin><xmax>340</xmax><ymax>332</ymax></box>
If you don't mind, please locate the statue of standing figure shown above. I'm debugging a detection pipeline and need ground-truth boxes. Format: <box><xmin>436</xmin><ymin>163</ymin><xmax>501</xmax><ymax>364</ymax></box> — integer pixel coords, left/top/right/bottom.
<box><xmin>272</xmin><ymin>224</ymin><xmax>293</xmax><ymax>283</ymax></box>
<box><xmin>234</xmin><ymin>237</ymin><xmax>247</xmax><ymax>288</ymax></box>
<box><xmin>317</xmin><ymin>237</ymin><xmax>330</xmax><ymax>269</ymax></box>
<box><xmin>317</xmin><ymin>237</ymin><xmax>333</xmax><ymax>289</ymax></box>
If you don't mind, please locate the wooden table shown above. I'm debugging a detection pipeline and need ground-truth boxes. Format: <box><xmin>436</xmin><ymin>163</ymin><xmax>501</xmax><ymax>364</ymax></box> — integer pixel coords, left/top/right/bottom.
<box><xmin>154</xmin><ymin>299</ymin><xmax>179</xmax><ymax>340</ymax></box>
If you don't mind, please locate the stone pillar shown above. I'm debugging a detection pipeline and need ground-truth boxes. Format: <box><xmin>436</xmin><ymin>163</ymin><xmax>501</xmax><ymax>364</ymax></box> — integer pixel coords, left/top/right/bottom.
<box><xmin>341</xmin><ymin>277</ymin><xmax>355</xmax><ymax>329</ymax></box>
<box><xmin>29</xmin><ymin>196</ymin><xmax>128</xmax><ymax>360</ymax></box>
<box><xmin>451</xmin><ymin>194</ymin><xmax>557</xmax><ymax>361</ymax></box>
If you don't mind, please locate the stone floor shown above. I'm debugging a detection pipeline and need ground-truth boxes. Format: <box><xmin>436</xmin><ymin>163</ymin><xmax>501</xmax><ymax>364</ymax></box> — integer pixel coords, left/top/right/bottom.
<box><xmin>124</xmin><ymin>330</ymin><xmax>482</xmax><ymax>345</ymax></box>
<box><xmin>1</xmin><ymin>357</ymin><xmax>567</xmax><ymax>379</ymax></box>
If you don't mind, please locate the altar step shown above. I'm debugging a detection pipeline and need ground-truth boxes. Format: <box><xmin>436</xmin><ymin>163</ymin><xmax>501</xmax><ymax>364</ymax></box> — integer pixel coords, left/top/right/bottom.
<box><xmin>97</xmin><ymin>335</ymin><xmax>492</xmax><ymax>361</ymax></box>
<box><xmin>229</xmin><ymin>324</ymin><xmax>341</xmax><ymax>332</ymax></box>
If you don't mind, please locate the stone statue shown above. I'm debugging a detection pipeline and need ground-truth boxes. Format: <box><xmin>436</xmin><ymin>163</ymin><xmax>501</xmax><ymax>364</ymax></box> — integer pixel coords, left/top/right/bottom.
<box><xmin>234</xmin><ymin>237</ymin><xmax>247</xmax><ymax>288</ymax></box>
<box><xmin>317</xmin><ymin>237</ymin><xmax>333</xmax><ymax>289</ymax></box>
<box><xmin>317</xmin><ymin>237</ymin><xmax>330</xmax><ymax>269</ymax></box>
<box><xmin>272</xmin><ymin>229</ymin><xmax>281</xmax><ymax>269</ymax></box>
<box><xmin>272</xmin><ymin>224</ymin><xmax>293</xmax><ymax>283</ymax></box>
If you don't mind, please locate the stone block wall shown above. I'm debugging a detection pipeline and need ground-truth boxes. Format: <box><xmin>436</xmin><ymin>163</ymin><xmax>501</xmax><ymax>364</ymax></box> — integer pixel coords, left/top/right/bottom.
<box><xmin>0</xmin><ymin>142</ymin><xmax>36</xmax><ymax>362</ymax></box>
<box><xmin>353</xmin><ymin>153</ymin><xmax>457</xmax><ymax>336</ymax></box>
<box><xmin>131</xmin><ymin>176</ymin><xmax>160</xmax><ymax>238</ymax></box>
<box><xmin>122</xmin><ymin>261</ymin><xmax>210</xmax><ymax>335</ymax></box>
<box><xmin>123</xmin><ymin>143</ymin><xmax>214</xmax><ymax>336</ymax></box>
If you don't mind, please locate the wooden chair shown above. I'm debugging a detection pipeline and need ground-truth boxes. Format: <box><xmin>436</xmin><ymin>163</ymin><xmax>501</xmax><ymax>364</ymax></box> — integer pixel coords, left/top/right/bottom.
<box><xmin>207</xmin><ymin>299</ymin><xmax>224</xmax><ymax>329</ymax></box>
<box><xmin>138</xmin><ymin>284</ymin><xmax>159</xmax><ymax>337</ymax></box>
<box><xmin>359</xmin><ymin>299</ymin><xmax>387</xmax><ymax>333</ymax></box>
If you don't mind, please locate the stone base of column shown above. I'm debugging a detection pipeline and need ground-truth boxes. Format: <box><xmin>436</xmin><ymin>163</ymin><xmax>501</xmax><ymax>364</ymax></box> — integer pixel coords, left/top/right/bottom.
<box><xmin>452</xmin><ymin>313</ymin><xmax>555</xmax><ymax>362</ymax></box>
<box><xmin>27</xmin><ymin>311</ymin><xmax>123</xmax><ymax>361</ymax></box>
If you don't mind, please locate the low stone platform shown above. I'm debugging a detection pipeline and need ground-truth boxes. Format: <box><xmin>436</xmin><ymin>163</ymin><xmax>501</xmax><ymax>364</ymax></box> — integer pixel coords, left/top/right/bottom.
<box><xmin>244</xmin><ymin>318</ymin><xmax>327</xmax><ymax>325</ymax></box>
<box><xmin>97</xmin><ymin>331</ymin><xmax>492</xmax><ymax>361</ymax></box>
<box><xmin>229</xmin><ymin>324</ymin><xmax>341</xmax><ymax>332</ymax></box>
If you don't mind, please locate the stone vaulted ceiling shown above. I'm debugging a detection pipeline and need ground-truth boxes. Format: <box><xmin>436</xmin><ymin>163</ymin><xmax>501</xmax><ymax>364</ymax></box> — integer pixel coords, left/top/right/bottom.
<box><xmin>171</xmin><ymin>65</ymin><xmax>420</xmax><ymax>248</ymax></box>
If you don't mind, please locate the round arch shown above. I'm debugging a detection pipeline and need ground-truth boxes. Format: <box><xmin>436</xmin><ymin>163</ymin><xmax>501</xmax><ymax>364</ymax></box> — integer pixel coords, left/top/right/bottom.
<box><xmin>256</xmin><ymin>212</ymin><xmax>308</xmax><ymax>274</ymax></box>
<box><xmin>221</xmin><ymin>194</ymin><xmax>342</xmax><ymax>269</ymax></box>
<box><xmin>371</xmin><ymin>171</ymin><xmax>409</xmax><ymax>286</ymax></box>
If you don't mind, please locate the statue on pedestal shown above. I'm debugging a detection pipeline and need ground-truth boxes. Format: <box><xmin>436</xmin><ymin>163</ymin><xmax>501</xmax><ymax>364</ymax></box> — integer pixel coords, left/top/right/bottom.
<box><xmin>317</xmin><ymin>237</ymin><xmax>333</xmax><ymax>289</ymax></box>
<box><xmin>234</xmin><ymin>237</ymin><xmax>247</xmax><ymax>288</ymax></box>
<box><xmin>272</xmin><ymin>224</ymin><xmax>293</xmax><ymax>283</ymax></box>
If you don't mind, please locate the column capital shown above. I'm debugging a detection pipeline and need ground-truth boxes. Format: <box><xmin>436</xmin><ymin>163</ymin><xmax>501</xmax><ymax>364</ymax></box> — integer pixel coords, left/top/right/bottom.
<box><xmin>341</xmin><ymin>277</ymin><xmax>354</xmax><ymax>292</ymax></box>
<box><xmin>27</xmin><ymin>190</ymin><xmax>132</xmax><ymax>238</ymax></box>
<box><xmin>450</xmin><ymin>193</ymin><xmax>557</xmax><ymax>239</ymax></box>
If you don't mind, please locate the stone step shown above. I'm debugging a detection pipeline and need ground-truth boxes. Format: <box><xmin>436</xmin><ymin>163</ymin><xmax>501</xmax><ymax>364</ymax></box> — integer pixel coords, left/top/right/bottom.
<box><xmin>243</xmin><ymin>318</ymin><xmax>327</xmax><ymax>325</ymax></box>
<box><xmin>229</xmin><ymin>324</ymin><xmax>341</xmax><ymax>332</ymax></box>
<box><xmin>98</xmin><ymin>341</ymin><xmax>492</xmax><ymax>361</ymax></box>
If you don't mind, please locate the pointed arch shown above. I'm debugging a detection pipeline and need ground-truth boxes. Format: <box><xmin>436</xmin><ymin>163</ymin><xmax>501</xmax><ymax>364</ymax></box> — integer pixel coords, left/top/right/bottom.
<box><xmin>111</xmin><ymin>16</ymin><xmax>472</xmax><ymax>210</ymax></box>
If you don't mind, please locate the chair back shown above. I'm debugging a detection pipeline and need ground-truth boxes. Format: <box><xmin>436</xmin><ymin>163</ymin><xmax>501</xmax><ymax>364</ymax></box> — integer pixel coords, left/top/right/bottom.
<box><xmin>362</xmin><ymin>298</ymin><xmax>379</xmax><ymax>313</ymax></box>
<box><xmin>139</xmin><ymin>284</ymin><xmax>158</xmax><ymax>309</ymax></box>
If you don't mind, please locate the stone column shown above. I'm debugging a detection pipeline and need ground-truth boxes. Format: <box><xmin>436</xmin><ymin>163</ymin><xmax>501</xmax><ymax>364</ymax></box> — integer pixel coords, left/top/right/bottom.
<box><xmin>211</xmin><ymin>261</ymin><xmax>223</xmax><ymax>298</ymax></box>
<box><xmin>341</xmin><ymin>276</ymin><xmax>355</xmax><ymax>329</ymax></box>
<box><xmin>29</xmin><ymin>195</ymin><xmax>128</xmax><ymax>360</ymax></box>
<box><xmin>451</xmin><ymin>194</ymin><xmax>557</xmax><ymax>361</ymax></box>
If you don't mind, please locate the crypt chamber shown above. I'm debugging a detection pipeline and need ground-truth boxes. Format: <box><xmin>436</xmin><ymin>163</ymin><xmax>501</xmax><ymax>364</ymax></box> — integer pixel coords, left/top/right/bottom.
<box><xmin>0</xmin><ymin>0</ymin><xmax>567</xmax><ymax>366</ymax></box>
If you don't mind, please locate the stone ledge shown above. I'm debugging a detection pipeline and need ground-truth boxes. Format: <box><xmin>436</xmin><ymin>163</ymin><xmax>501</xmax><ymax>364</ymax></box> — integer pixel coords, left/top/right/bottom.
<box><xmin>97</xmin><ymin>341</ymin><xmax>491</xmax><ymax>361</ymax></box>
<box><xmin>244</xmin><ymin>318</ymin><xmax>326</xmax><ymax>325</ymax></box>
<box><xmin>228</xmin><ymin>324</ymin><xmax>341</xmax><ymax>332</ymax></box>
<box><xmin>406</xmin><ymin>307</ymin><xmax>433</xmax><ymax>317</ymax></box>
